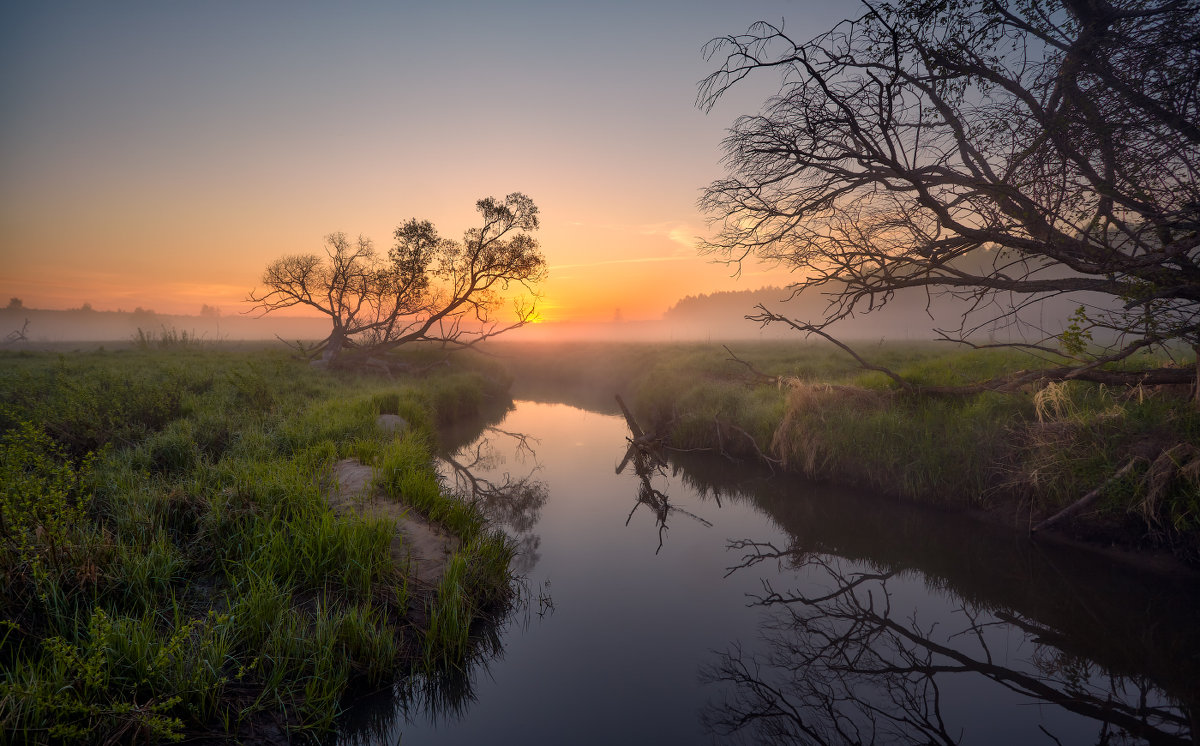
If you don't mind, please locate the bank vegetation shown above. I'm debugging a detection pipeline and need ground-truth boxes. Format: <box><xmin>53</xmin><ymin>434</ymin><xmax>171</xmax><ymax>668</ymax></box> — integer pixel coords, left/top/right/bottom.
<box><xmin>0</xmin><ymin>344</ymin><xmax>518</xmax><ymax>743</ymax></box>
<box><xmin>497</xmin><ymin>340</ymin><xmax>1200</xmax><ymax>564</ymax></box>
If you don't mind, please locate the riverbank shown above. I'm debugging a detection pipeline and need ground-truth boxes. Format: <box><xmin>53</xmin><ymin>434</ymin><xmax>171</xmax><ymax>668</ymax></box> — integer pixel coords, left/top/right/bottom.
<box><xmin>338</xmin><ymin>398</ymin><xmax>1200</xmax><ymax>744</ymax></box>
<box><xmin>0</xmin><ymin>345</ymin><xmax>518</xmax><ymax>742</ymax></box>
<box><xmin>491</xmin><ymin>340</ymin><xmax>1200</xmax><ymax>565</ymax></box>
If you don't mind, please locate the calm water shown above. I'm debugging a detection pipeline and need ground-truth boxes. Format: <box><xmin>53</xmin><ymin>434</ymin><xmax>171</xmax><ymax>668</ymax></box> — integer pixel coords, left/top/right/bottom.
<box><xmin>337</xmin><ymin>399</ymin><xmax>1199</xmax><ymax>745</ymax></box>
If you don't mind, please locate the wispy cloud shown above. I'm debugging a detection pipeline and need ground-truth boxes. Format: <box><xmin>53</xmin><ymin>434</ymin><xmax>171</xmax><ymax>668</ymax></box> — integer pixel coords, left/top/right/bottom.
<box><xmin>550</xmin><ymin>255</ymin><xmax>694</xmax><ymax>271</ymax></box>
<box><xmin>563</xmin><ymin>220</ymin><xmax>703</xmax><ymax>253</ymax></box>
<box><xmin>640</xmin><ymin>222</ymin><xmax>701</xmax><ymax>251</ymax></box>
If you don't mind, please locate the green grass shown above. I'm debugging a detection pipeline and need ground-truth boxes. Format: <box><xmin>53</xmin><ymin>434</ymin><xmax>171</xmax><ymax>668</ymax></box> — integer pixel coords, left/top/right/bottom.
<box><xmin>0</xmin><ymin>344</ymin><xmax>521</xmax><ymax>743</ymax></box>
<box><xmin>494</xmin><ymin>340</ymin><xmax>1200</xmax><ymax>559</ymax></box>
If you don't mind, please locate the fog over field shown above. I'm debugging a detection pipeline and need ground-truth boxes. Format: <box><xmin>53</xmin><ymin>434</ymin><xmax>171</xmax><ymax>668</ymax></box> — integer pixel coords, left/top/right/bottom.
<box><xmin>2</xmin><ymin>284</ymin><xmax>1106</xmax><ymax>346</ymax></box>
<box><xmin>0</xmin><ymin>304</ymin><xmax>327</xmax><ymax>344</ymax></box>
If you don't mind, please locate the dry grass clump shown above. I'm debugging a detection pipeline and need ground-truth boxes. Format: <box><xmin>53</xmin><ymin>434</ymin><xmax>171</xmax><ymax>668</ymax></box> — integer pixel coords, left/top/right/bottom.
<box><xmin>1138</xmin><ymin>443</ymin><xmax>1200</xmax><ymax>535</ymax></box>
<box><xmin>1014</xmin><ymin>380</ymin><xmax>1200</xmax><ymax>552</ymax></box>
<box><xmin>1033</xmin><ymin>381</ymin><xmax>1123</xmax><ymax>423</ymax></box>
<box><xmin>771</xmin><ymin>380</ymin><xmax>892</xmax><ymax>476</ymax></box>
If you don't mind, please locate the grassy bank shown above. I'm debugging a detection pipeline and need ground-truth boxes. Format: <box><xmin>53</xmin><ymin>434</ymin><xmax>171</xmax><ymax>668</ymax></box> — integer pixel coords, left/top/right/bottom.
<box><xmin>0</xmin><ymin>344</ymin><xmax>518</xmax><ymax>743</ymax></box>
<box><xmin>493</xmin><ymin>340</ymin><xmax>1200</xmax><ymax>562</ymax></box>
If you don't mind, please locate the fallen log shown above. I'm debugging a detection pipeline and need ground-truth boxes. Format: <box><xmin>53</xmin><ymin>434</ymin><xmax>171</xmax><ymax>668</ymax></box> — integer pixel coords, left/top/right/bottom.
<box><xmin>1030</xmin><ymin>457</ymin><xmax>1140</xmax><ymax>535</ymax></box>
<box><xmin>615</xmin><ymin>394</ymin><xmax>644</xmax><ymax>440</ymax></box>
<box><xmin>614</xmin><ymin>394</ymin><xmax>668</xmax><ymax>474</ymax></box>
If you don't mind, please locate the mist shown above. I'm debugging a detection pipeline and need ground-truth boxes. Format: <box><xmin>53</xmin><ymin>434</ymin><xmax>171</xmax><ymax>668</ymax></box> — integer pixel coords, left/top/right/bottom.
<box><xmin>504</xmin><ymin>285</ymin><xmax>1114</xmax><ymax>346</ymax></box>
<box><xmin>0</xmin><ymin>304</ymin><xmax>327</xmax><ymax>345</ymax></box>
<box><xmin>2</xmin><ymin>284</ymin><xmax>1111</xmax><ymax>347</ymax></box>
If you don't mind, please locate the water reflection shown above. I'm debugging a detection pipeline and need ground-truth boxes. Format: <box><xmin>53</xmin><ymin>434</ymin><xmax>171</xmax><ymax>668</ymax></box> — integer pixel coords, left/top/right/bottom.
<box><xmin>441</xmin><ymin>424</ymin><xmax>548</xmax><ymax>575</ymax></box>
<box><xmin>335</xmin><ymin>625</ymin><xmax>509</xmax><ymax>745</ymax></box>
<box><xmin>617</xmin><ymin>431</ymin><xmax>713</xmax><ymax>554</ymax></box>
<box><xmin>337</xmin><ymin>402</ymin><xmax>549</xmax><ymax>740</ymax></box>
<box><xmin>705</xmin><ymin>548</ymin><xmax>1196</xmax><ymax>745</ymax></box>
<box><xmin>336</xmin><ymin>399</ymin><xmax>1199</xmax><ymax>745</ymax></box>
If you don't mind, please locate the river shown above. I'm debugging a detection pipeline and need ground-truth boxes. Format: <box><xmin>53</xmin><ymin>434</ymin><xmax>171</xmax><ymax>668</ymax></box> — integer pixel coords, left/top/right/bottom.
<box><xmin>337</xmin><ymin>399</ymin><xmax>1199</xmax><ymax>745</ymax></box>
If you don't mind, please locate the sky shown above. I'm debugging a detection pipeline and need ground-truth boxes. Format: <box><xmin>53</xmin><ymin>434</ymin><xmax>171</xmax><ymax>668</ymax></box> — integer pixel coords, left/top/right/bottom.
<box><xmin>1</xmin><ymin>0</ymin><xmax>861</xmax><ymax>323</ymax></box>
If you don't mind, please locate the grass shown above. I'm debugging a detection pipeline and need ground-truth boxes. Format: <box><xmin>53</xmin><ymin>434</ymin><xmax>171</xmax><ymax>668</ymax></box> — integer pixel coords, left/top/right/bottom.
<box><xmin>377</xmin><ymin>434</ymin><xmax>484</xmax><ymax>541</ymax></box>
<box><xmin>493</xmin><ymin>340</ymin><xmax>1200</xmax><ymax>560</ymax></box>
<box><xmin>373</xmin><ymin>431</ymin><xmax>518</xmax><ymax>672</ymax></box>
<box><xmin>0</xmin><ymin>344</ymin><xmax>520</xmax><ymax>743</ymax></box>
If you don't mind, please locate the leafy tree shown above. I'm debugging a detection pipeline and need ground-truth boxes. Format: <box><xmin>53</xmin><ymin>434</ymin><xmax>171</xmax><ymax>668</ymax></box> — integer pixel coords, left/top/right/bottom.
<box><xmin>699</xmin><ymin>0</ymin><xmax>1199</xmax><ymax>394</ymax></box>
<box><xmin>247</xmin><ymin>193</ymin><xmax>546</xmax><ymax>366</ymax></box>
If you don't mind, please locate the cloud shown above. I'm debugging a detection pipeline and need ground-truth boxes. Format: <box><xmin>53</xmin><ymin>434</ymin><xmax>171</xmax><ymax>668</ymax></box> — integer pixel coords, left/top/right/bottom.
<box><xmin>639</xmin><ymin>222</ymin><xmax>700</xmax><ymax>252</ymax></box>
<box><xmin>549</xmin><ymin>255</ymin><xmax>694</xmax><ymax>271</ymax></box>
<box><xmin>561</xmin><ymin>219</ymin><xmax>702</xmax><ymax>253</ymax></box>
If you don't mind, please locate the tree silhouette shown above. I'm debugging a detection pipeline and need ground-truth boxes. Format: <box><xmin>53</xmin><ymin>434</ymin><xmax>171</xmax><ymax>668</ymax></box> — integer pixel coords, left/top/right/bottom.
<box><xmin>248</xmin><ymin>193</ymin><xmax>546</xmax><ymax>367</ymax></box>
<box><xmin>699</xmin><ymin>0</ymin><xmax>1200</xmax><ymax>394</ymax></box>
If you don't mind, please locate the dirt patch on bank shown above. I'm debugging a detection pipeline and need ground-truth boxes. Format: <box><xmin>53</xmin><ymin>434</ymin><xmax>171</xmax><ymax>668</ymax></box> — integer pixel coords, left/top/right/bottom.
<box><xmin>326</xmin><ymin>458</ymin><xmax>460</xmax><ymax>589</ymax></box>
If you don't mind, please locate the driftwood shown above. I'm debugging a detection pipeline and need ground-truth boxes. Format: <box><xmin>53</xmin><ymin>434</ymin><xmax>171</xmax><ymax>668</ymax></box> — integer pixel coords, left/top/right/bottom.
<box><xmin>616</xmin><ymin>392</ymin><xmax>781</xmax><ymax>474</ymax></box>
<box><xmin>1030</xmin><ymin>457</ymin><xmax>1140</xmax><ymax>534</ymax></box>
<box><xmin>715</xmin><ymin>417</ymin><xmax>782</xmax><ymax>474</ymax></box>
<box><xmin>615</xmin><ymin>394</ymin><xmax>645</xmax><ymax>440</ymax></box>
<box><xmin>723</xmin><ymin>345</ymin><xmax>779</xmax><ymax>386</ymax></box>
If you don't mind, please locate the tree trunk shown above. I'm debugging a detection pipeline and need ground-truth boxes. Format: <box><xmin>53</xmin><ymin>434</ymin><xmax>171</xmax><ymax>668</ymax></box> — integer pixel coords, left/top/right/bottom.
<box><xmin>1194</xmin><ymin>344</ymin><xmax>1199</xmax><ymax>407</ymax></box>
<box><xmin>322</xmin><ymin>330</ymin><xmax>346</xmax><ymax>363</ymax></box>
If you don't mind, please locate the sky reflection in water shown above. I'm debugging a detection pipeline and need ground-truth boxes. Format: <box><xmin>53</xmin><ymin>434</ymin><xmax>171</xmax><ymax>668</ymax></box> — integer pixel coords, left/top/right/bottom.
<box><xmin>336</xmin><ymin>400</ymin><xmax>1198</xmax><ymax>745</ymax></box>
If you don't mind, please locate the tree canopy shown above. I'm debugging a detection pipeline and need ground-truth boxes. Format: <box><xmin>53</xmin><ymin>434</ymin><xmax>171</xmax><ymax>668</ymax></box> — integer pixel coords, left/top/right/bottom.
<box><xmin>699</xmin><ymin>0</ymin><xmax>1199</xmax><ymax>391</ymax></box>
<box><xmin>247</xmin><ymin>193</ymin><xmax>546</xmax><ymax>366</ymax></box>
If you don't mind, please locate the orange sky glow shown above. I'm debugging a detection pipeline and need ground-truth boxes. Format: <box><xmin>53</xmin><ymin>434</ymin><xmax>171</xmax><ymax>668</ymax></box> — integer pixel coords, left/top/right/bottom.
<box><xmin>1</xmin><ymin>1</ymin><xmax>857</xmax><ymax>325</ymax></box>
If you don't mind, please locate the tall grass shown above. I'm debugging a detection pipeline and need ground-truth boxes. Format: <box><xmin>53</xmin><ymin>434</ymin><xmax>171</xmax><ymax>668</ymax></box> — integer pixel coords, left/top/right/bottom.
<box><xmin>376</xmin><ymin>434</ymin><xmax>482</xmax><ymax>540</ymax></box>
<box><xmin>133</xmin><ymin>326</ymin><xmax>208</xmax><ymax>350</ymax></box>
<box><xmin>0</xmin><ymin>345</ymin><xmax>519</xmax><ymax>742</ymax></box>
<box><xmin>498</xmin><ymin>340</ymin><xmax>1200</xmax><ymax>558</ymax></box>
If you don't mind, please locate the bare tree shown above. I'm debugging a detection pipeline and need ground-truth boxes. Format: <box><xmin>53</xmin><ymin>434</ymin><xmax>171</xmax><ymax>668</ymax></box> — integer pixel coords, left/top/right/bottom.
<box><xmin>247</xmin><ymin>193</ymin><xmax>546</xmax><ymax>366</ymax></box>
<box><xmin>699</xmin><ymin>0</ymin><xmax>1200</xmax><ymax>395</ymax></box>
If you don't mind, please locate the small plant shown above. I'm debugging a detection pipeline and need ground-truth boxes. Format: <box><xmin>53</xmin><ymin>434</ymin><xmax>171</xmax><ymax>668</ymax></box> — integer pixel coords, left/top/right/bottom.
<box><xmin>423</xmin><ymin>554</ymin><xmax>471</xmax><ymax>671</ymax></box>
<box><xmin>1058</xmin><ymin>306</ymin><xmax>1094</xmax><ymax>356</ymax></box>
<box><xmin>0</xmin><ymin>421</ymin><xmax>94</xmax><ymax>602</ymax></box>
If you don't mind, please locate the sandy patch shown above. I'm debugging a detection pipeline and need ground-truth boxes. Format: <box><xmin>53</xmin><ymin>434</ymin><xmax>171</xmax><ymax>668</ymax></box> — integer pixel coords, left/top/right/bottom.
<box><xmin>327</xmin><ymin>458</ymin><xmax>460</xmax><ymax>589</ymax></box>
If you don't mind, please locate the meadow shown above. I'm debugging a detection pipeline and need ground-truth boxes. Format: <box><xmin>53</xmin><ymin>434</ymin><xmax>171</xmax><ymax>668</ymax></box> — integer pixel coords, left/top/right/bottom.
<box><xmin>2</xmin><ymin>336</ymin><xmax>1197</xmax><ymax>743</ymax></box>
<box><xmin>0</xmin><ymin>342</ymin><xmax>518</xmax><ymax>743</ymax></box>
<box><xmin>495</xmin><ymin>339</ymin><xmax>1200</xmax><ymax>562</ymax></box>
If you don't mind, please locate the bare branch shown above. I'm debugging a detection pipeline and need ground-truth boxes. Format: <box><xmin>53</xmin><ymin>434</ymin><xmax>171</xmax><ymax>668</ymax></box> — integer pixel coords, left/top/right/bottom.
<box><xmin>246</xmin><ymin>194</ymin><xmax>547</xmax><ymax>367</ymax></box>
<box><xmin>723</xmin><ymin>344</ymin><xmax>780</xmax><ymax>385</ymax></box>
<box><xmin>699</xmin><ymin>0</ymin><xmax>1200</xmax><ymax>390</ymax></box>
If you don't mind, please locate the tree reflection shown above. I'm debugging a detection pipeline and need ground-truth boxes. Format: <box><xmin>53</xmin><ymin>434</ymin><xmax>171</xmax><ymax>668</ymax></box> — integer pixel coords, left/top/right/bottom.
<box><xmin>441</xmin><ymin>426</ymin><xmax>548</xmax><ymax>574</ymax></box>
<box><xmin>704</xmin><ymin>546</ymin><xmax>1194</xmax><ymax>746</ymax></box>
<box><xmin>617</xmin><ymin>432</ymin><xmax>712</xmax><ymax>554</ymax></box>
